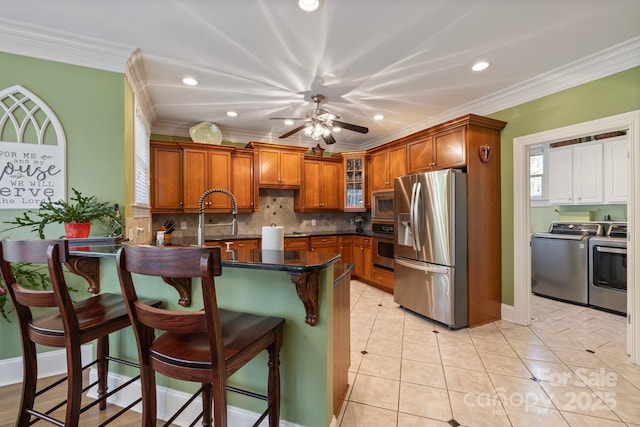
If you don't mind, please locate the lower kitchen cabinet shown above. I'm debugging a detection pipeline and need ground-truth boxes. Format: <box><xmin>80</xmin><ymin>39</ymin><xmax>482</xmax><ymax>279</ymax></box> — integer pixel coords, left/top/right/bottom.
<box><xmin>205</xmin><ymin>239</ymin><xmax>260</xmax><ymax>250</ymax></box>
<box><xmin>372</xmin><ymin>266</ymin><xmax>394</xmax><ymax>292</ymax></box>
<box><xmin>339</xmin><ymin>236</ymin><xmax>353</xmax><ymax>266</ymax></box>
<box><xmin>310</xmin><ymin>235</ymin><xmax>339</xmax><ymax>252</ymax></box>
<box><xmin>284</xmin><ymin>236</ymin><xmax>309</xmax><ymax>251</ymax></box>
<box><xmin>352</xmin><ymin>236</ymin><xmax>372</xmax><ymax>281</ymax></box>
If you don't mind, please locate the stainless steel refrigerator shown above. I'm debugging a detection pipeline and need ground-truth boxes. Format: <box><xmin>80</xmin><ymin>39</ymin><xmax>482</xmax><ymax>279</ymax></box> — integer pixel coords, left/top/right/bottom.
<box><xmin>393</xmin><ymin>169</ymin><xmax>468</xmax><ymax>329</ymax></box>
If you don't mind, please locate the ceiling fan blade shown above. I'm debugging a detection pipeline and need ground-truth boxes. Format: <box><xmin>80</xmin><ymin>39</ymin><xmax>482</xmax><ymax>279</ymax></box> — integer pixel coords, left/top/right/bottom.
<box><xmin>270</xmin><ymin>117</ymin><xmax>305</xmax><ymax>120</ymax></box>
<box><xmin>279</xmin><ymin>124</ymin><xmax>307</xmax><ymax>139</ymax></box>
<box><xmin>323</xmin><ymin>134</ymin><xmax>336</xmax><ymax>145</ymax></box>
<box><xmin>333</xmin><ymin>120</ymin><xmax>369</xmax><ymax>134</ymax></box>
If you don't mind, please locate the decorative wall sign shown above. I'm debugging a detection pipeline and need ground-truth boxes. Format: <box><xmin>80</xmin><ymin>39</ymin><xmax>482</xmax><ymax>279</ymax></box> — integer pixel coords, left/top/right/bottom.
<box><xmin>0</xmin><ymin>85</ymin><xmax>66</xmax><ymax>209</ymax></box>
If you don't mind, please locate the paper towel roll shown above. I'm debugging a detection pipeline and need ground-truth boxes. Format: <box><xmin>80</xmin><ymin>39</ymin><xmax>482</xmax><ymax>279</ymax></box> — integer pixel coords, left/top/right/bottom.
<box><xmin>262</xmin><ymin>225</ymin><xmax>284</xmax><ymax>251</ymax></box>
<box><xmin>262</xmin><ymin>250</ymin><xmax>285</xmax><ymax>264</ymax></box>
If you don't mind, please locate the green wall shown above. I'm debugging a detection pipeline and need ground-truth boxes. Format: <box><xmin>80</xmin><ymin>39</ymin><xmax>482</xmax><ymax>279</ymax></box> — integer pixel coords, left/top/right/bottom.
<box><xmin>489</xmin><ymin>66</ymin><xmax>640</xmax><ymax>306</ymax></box>
<box><xmin>0</xmin><ymin>51</ymin><xmax>126</xmax><ymax>358</ymax></box>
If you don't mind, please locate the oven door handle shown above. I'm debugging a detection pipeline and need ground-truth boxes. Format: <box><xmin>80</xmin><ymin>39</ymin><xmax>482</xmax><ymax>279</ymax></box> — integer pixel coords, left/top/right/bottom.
<box><xmin>595</xmin><ymin>246</ymin><xmax>627</xmax><ymax>255</ymax></box>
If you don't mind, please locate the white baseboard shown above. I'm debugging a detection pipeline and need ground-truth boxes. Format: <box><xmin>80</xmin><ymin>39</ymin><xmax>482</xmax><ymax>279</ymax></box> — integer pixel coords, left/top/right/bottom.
<box><xmin>0</xmin><ymin>345</ymin><xmax>93</xmax><ymax>387</ymax></box>
<box><xmin>501</xmin><ymin>303</ymin><xmax>515</xmax><ymax>323</ymax></box>
<box><xmin>87</xmin><ymin>369</ymin><xmax>302</xmax><ymax>427</ymax></box>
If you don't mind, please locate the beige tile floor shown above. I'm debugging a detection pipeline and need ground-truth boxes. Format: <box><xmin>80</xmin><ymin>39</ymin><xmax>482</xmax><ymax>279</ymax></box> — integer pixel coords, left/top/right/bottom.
<box><xmin>339</xmin><ymin>280</ymin><xmax>640</xmax><ymax>427</ymax></box>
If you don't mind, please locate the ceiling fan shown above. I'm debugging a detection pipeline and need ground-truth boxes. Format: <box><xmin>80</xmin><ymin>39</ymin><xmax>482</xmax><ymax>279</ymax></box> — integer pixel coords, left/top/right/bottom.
<box><xmin>272</xmin><ymin>94</ymin><xmax>368</xmax><ymax>145</ymax></box>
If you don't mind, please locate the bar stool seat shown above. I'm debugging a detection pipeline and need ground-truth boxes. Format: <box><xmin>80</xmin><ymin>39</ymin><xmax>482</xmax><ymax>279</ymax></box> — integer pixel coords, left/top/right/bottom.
<box><xmin>29</xmin><ymin>292</ymin><xmax>132</xmax><ymax>342</ymax></box>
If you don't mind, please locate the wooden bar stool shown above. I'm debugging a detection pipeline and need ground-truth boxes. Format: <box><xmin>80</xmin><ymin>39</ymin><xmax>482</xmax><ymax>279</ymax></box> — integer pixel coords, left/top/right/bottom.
<box><xmin>0</xmin><ymin>239</ymin><xmax>162</xmax><ymax>427</ymax></box>
<box><xmin>116</xmin><ymin>244</ymin><xmax>285</xmax><ymax>427</ymax></box>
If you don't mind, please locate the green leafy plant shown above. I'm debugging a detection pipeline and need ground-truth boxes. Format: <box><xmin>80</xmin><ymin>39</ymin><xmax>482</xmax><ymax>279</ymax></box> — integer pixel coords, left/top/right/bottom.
<box><xmin>2</xmin><ymin>188</ymin><xmax>121</xmax><ymax>239</ymax></box>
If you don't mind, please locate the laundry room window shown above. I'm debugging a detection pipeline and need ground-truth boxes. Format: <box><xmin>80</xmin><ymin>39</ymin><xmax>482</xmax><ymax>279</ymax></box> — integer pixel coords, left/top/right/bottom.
<box><xmin>529</xmin><ymin>145</ymin><xmax>548</xmax><ymax>205</ymax></box>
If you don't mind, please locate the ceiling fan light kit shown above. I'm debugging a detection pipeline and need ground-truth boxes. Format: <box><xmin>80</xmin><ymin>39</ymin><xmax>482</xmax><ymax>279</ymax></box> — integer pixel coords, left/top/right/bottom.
<box><xmin>273</xmin><ymin>94</ymin><xmax>368</xmax><ymax>145</ymax></box>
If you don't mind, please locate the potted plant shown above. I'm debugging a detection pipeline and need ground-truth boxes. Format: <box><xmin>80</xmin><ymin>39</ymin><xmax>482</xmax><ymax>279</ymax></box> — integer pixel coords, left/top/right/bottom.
<box><xmin>2</xmin><ymin>188</ymin><xmax>122</xmax><ymax>239</ymax></box>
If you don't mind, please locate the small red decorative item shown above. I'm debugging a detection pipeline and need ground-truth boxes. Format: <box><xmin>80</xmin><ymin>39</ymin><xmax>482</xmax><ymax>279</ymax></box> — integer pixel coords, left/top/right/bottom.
<box><xmin>478</xmin><ymin>144</ymin><xmax>491</xmax><ymax>163</ymax></box>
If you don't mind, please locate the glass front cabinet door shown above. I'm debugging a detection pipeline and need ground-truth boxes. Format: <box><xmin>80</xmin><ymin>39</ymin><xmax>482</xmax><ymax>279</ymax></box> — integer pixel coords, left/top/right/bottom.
<box><xmin>338</xmin><ymin>151</ymin><xmax>367</xmax><ymax>212</ymax></box>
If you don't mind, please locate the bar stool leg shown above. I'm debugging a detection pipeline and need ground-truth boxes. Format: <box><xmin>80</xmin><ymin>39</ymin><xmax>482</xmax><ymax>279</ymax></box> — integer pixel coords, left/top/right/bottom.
<box><xmin>17</xmin><ymin>340</ymin><xmax>38</xmax><ymax>427</ymax></box>
<box><xmin>97</xmin><ymin>335</ymin><xmax>109</xmax><ymax>410</ymax></box>
<box><xmin>64</xmin><ymin>342</ymin><xmax>83</xmax><ymax>426</ymax></box>
<box><xmin>267</xmin><ymin>339</ymin><xmax>282</xmax><ymax>427</ymax></box>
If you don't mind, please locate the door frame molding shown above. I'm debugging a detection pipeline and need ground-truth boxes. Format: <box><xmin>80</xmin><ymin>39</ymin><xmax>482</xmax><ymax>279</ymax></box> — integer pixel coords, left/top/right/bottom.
<box><xmin>512</xmin><ymin>110</ymin><xmax>640</xmax><ymax>364</ymax></box>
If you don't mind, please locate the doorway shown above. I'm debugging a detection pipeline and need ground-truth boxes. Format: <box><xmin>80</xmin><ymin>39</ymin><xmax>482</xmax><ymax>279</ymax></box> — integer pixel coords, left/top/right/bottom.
<box><xmin>511</xmin><ymin>110</ymin><xmax>640</xmax><ymax>364</ymax></box>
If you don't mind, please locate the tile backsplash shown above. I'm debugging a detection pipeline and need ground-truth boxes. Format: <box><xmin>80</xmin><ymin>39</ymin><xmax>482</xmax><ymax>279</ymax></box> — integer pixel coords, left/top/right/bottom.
<box><xmin>152</xmin><ymin>189</ymin><xmax>369</xmax><ymax>239</ymax></box>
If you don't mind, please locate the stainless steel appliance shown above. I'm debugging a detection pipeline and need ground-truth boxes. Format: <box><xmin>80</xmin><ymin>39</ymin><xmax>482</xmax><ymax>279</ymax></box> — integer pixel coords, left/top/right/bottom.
<box><xmin>531</xmin><ymin>222</ymin><xmax>602</xmax><ymax>305</ymax></box>
<box><xmin>589</xmin><ymin>223</ymin><xmax>627</xmax><ymax>315</ymax></box>
<box><xmin>372</xmin><ymin>222</ymin><xmax>394</xmax><ymax>270</ymax></box>
<box><xmin>393</xmin><ymin>169</ymin><xmax>468</xmax><ymax>329</ymax></box>
<box><xmin>371</xmin><ymin>190</ymin><xmax>394</xmax><ymax>221</ymax></box>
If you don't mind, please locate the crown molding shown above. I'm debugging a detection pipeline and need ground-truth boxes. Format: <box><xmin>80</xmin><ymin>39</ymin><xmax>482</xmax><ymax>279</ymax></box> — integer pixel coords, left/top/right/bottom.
<box><xmin>364</xmin><ymin>36</ymin><xmax>640</xmax><ymax>148</ymax></box>
<box><xmin>126</xmin><ymin>49</ymin><xmax>156</xmax><ymax>129</ymax></box>
<box><xmin>0</xmin><ymin>18</ymin><xmax>132</xmax><ymax>73</ymax></box>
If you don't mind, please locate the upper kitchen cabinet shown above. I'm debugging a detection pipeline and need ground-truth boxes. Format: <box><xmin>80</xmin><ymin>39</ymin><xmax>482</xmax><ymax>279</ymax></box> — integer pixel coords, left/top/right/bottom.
<box><xmin>603</xmin><ymin>136</ymin><xmax>629</xmax><ymax>204</ymax></box>
<box><xmin>404</xmin><ymin>127</ymin><xmax>467</xmax><ymax>174</ymax></box>
<box><xmin>369</xmin><ymin>144</ymin><xmax>407</xmax><ymax>191</ymax></box>
<box><xmin>246</xmin><ymin>141</ymin><xmax>307</xmax><ymax>189</ymax></box>
<box><xmin>182</xmin><ymin>143</ymin><xmax>235</xmax><ymax>212</ymax></box>
<box><xmin>231</xmin><ymin>148</ymin><xmax>257</xmax><ymax>212</ymax></box>
<box><xmin>335</xmin><ymin>151</ymin><xmax>367</xmax><ymax>212</ymax></box>
<box><xmin>150</xmin><ymin>141</ymin><xmax>183</xmax><ymax>212</ymax></box>
<box><xmin>294</xmin><ymin>156</ymin><xmax>342</xmax><ymax>212</ymax></box>
<box><xmin>548</xmin><ymin>141</ymin><xmax>603</xmax><ymax>205</ymax></box>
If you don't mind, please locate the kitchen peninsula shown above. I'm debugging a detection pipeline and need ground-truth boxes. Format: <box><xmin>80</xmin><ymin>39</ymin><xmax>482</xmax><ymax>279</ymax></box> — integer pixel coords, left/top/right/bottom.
<box><xmin>67</xmin><ymin>239</ymin><xmax>346</xmax><ymax>427</ymax></box>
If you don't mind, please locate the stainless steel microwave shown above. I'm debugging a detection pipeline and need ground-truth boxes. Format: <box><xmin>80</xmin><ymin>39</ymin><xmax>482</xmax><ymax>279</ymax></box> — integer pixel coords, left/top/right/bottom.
<box><xmin>371</xmin><ymin>190</ymin><xmax>394</xmax><ymax>221</ymax></box>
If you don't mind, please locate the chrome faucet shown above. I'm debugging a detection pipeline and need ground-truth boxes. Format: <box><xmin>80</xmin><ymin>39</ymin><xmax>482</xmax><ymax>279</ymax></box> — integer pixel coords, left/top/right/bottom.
<box><xmin>198</xmin><ymin>188</ymin><xmax>238</xmax><ymax>246</ymax></box>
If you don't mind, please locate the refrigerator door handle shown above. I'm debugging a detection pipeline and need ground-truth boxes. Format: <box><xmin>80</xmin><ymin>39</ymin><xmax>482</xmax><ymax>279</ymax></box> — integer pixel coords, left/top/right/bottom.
<box><xmin>395</xmin><ymin>257</ymin><xmax>449</xmax><ymax>274</ymax></box>
<box><xmin>413</xmin><ymin>181</ymin><xmax>422</xmax><ymax>250</ymax></box>
<box><xmin>409</xmin><ymin>182</ymin><xmax>418</xmax><ymax>250</ymax></box>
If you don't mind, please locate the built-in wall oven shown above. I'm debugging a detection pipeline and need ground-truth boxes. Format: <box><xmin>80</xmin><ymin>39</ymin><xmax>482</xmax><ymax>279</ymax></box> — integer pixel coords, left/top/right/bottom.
<box><xmin>372</xmin><ymin>222</ymin><xmax>394</xmax><ymax>271</ymax></box>
<box><xmin>589</xmin><ymin>223</ymin><xmax>627</xmax><ymax>315</ymax></box>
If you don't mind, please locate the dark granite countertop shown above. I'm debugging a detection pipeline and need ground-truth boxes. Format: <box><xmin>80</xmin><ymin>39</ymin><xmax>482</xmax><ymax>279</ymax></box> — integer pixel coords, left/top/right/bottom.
<box><xmin>68</xmin><ymin>237</ymin><xmax>340</xmax><ymax>274</ymax></box>
<box><xmin>201</xmin><ymin>229</ymin><xmax>372</xmax><ymax>242</ymax></box>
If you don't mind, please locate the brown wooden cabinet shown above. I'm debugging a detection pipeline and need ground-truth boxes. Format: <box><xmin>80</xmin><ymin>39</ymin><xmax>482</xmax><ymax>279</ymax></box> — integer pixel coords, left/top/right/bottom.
<box><xmin>284</xmin><ymin>237</ymin><xmax>309</xmax><ymax>251</ymax></box>
<box><xmin>339</xmin><ymin>235</ymin><xmax>353</xmax><ymax>266</ymax></box>
<box><xmin>182</xmin><ymin>144</ymin><xmax>234</xmax><ymax>212</ymax></box>
<box><xmin>246</xmin><ymin>141</ymin><xmax>307</xmax><ymax>189</ymax></box>
<box><xmin>205</xmin><ymin>239</ymin><xmax>260</xmax><ymax>250</ymax></box>
<box><xmin>406</xmin><ymin>128</ymin><xmax>466</xmax><ymax>173</ymax></box>
<box><xmin>294</xmin><ymin>157</ymin><xmax>342</xmax><ymax>211</ymax></box>
<box><xmin>369</xmin><ymin>144</ymin><xmax>407</xmax><ymax>191</ymax></box>
<box><xmin>352</xmin><ymin>235</ymin><xmax>372</xmax><ymax>281</ymax></box>
<box><xmin>407</xmin><ymin>135</ymin><xmax>433</xmax><ymax>173</ymax></box>
<box><xmin>310</xmin><ymin>235</ymin><xmax>339</xmax><ymax>253</ymax></box>
<box><xmin>372</xmin><ymin>266</ymin><xmax>394</xmax><ymax>292</ymax></box>
<box><xmin>231</xmin><ymin>148</ymin><xmax>257</xmax><ymax>212</ymax></box>
<box><xmin>150</xmin><ymin>141</ymin><xmax>183</xmax><ymax>212</ymax></box>
<box><xmin>432</xmin><ymin>126</ymin><xmax>466</xmax><ymax>169</ymax></box>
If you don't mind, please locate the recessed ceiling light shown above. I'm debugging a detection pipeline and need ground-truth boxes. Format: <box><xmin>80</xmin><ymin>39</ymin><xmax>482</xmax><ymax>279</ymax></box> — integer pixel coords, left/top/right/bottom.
<box><xmin>333</xmin><ymin>127</ymin><xmax>342</xmax><ymax>132</ymax></box>
<box><xmin>284</xmin><ymin>119</ymin><xmax>294</xmax><ymax>125</ymax></box>
<box><xmin>226</xmin><ymin>111</ymin><xmax>238</xmax><ymax>117</ymax></box>
<box><xmin>299</xmin><ymin>0</ymin><xmax>321</xmax><ymax>12</ymax></box>
<box><xmin>472</xmin><ymin>61</ymin><xmax>490</xmax><ymax>72</ymax></box>
<box><xmin>182</xmin><ymin>77</ymin><xmax>198</xmax><ymax>86</ymax></box>
<box><xmin>374</xmin><ymin>114</ymin><xmax>384</xmax><ymax>121</ymax></box>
